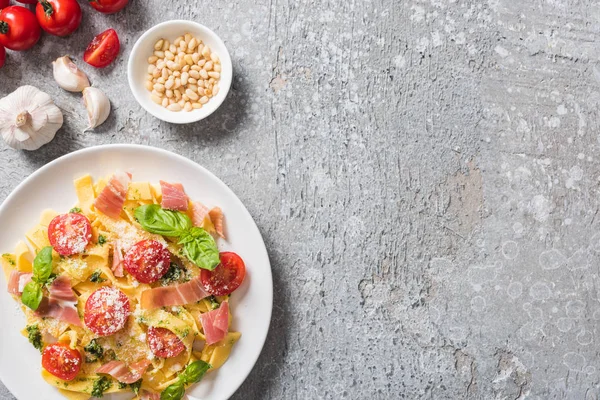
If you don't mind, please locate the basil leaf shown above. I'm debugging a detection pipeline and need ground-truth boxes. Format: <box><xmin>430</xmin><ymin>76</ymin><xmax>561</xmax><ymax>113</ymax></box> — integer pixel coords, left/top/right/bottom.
<box><xmin>21</xmin><ymin>281</ymin><xmax>43</xmax><ymax>311</ymax></box>
<box><xmin>160</xmin><ymin>382</ymin><xmax>185</xmax><ymax>400</ymax></box>
<box><xmin>32</xmin><ymin>246</ymin><xmax>53</xmax><ymax>283</ymax></box>
<box><xmin>135</xmin><ymin>204</ymin><xmax>192</xmax><ymax>237</ymax></box>
<box><xmin>179</xmin><ymin>227</ymin><xmax>220</xmax><ymax>271</ymax></box>
<box><xmin>181</xmin><ymin>360</ymin><xmax>211</xmax><ymax>384</ymax></box>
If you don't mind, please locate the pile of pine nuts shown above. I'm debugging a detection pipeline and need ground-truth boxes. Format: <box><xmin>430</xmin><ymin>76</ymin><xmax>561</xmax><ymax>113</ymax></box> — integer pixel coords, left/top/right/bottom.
<box><xmin>146</xmin><ymin>33</ymin><xmax>221</xmax><ymax>112</ymax></box>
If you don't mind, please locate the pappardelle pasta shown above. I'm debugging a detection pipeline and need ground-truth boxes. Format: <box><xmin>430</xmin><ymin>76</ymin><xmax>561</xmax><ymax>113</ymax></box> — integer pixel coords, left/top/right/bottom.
<box><xmin>1</xmin><ymin>172</ymin><xmax>246</xmax><ymax>400</ymax></box>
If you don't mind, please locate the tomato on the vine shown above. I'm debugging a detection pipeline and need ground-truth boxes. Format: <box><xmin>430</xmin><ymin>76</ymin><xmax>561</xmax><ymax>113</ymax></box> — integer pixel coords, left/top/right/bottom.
<box><xmin>83</xmin><ymin>28</ymin><xmax>120</xmax><ymax>68</ymax></box>
<box><xmin>0</xmin><ymin>6</ymin><xmax>41</xmax><ymax>51</ymax></box>
<box><xmin>88</xmin><ymin>0</ymin><xmax>128</xmax><ymax>14</ymax></box>
<box><xmin>36</xmin><ymin>0</ymin><xmax>82</xmax><ymax>37</ymax></box>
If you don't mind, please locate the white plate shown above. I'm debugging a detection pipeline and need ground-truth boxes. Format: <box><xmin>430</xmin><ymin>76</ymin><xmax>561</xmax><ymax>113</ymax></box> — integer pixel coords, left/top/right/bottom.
<box><xmin>0</xmin><ymin>144</ymin><xmax>272</xmax><ymax>400</ymax></box>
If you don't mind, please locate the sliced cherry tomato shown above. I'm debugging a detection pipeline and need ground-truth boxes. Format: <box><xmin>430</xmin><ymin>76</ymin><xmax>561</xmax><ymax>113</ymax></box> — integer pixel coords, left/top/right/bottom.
<box><xmin>0</xmin><ymin>45</ymin><xmax>5</xmax><ymax>68</ymax></box>
<box><xmin>0</xmin><ymin>0</ymin><xmax>9</xmax><ymax>10</ymax></box>
<box><xmin>83</xmin><ymin>28</ymin><xmax>120</xmax><ymax>68</ymax></box>
<box><xmin>147</xmin><ymin>327</ymin><xmax>185</xmax><ymax>358</ymax></box>
<box><xmin>124</xmin><ymin>240</ymin><xmax>171</xmax><ymax>284</ymax></box>
<box><xmin>88</xmin><ymin>0</ymin><xmax>128</xmax><ymax>14</ymax></box>
<box><xmin>36</xmin><ymin>0</ymin><xmax>81</xmax><ymax>37</ymax></box>
<box><xmin>84</xmin><ymin>287</ymin><xmax>130</xmax><ymax>336</ymax></box>
<box><xmin>41</xmin><ymin>343</ymin><xmax>82</xmax><ymax>381</ymax></box>
<box><xmin>201</xmin><ymin>252</ymin><xmax>246</xmax><ymax>296</ymax></box>
<box><xmin>48</xmin><ymin>213</ymin><xmax>92</xmax><ymax>256</ymax></box>
<box><xmin>0</xmin><ymin>6</ymin><xmax>41</xmax><ymax>51</ymax></box>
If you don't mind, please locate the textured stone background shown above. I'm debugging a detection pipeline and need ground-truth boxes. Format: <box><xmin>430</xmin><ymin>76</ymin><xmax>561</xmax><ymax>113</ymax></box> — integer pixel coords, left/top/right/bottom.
<box><xmin>1</xmin><ymin>0</ymin><xmax>600</xmax><ymax>398</ymax></box>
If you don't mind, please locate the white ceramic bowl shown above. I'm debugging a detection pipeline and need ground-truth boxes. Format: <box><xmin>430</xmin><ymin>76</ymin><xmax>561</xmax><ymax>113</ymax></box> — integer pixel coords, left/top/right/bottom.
<box><xmin>128</xmin><ymin>20</ymin><xmax>233</xmax><ymax>124</ymax></box>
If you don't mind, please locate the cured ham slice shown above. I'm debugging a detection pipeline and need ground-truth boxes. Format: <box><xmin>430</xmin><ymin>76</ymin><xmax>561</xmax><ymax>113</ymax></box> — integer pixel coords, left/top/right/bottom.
<box><xmin>140</xmin><ymin>390</ymin><xmax>161</xmax><ymax>400</ymax></box>
<box><xmin>7</xmin><ymin>270</ymin><xmax>32</xmax><ymax>295</ymax></box>
<box><xmin>191</xmin><ymin>201</ymin><xmax>210</xmax><ymax>227</ymax></box>
<box><xmin>96</xmin><ymin>359</ymin><xmax>151</xmax><ymax>384</ymax></box>
<box><xmin>140</xmin><ymin>277</ymin><xmax>208</xmax><ymax>310</ymax></box>
<box><xmin>94</xmin><ymin>171</ymin><xmax>131</xmax><ymax>219</ymax></box>
<box><xmin>112</xmin><ymin>240</ymin><xmax>124</xmax><ymax>278</ymax></box>
<box><xmin>208</xmin><ymin>207</ymin><xmax>225</xmax><ymax>239</ymax></box>
<box><xmin>199</xmin><ymin>301</ymin><xmax>229</xmax><ymax>345</ymax></box>
<box><xmin>35</xmin><ymin>275</ymin><xmax>82</xmax><ymax>327</ymax></box>
<box><xmin>160</xmin><ymin>181</ymin><xmax>188</xmax><ymax>211</ymax></box>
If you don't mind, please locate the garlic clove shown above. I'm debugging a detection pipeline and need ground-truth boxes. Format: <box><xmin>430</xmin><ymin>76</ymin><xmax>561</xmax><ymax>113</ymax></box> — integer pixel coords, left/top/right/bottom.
<box><xmin>0</xmin><ymin>85</ymin><xmax>63</xmax><ymax>151</ymax></box>
<box><xmin>82</xmin><ymin>87</ymin><xmax>110</xmax><ymax>130</ymax></box>
<box><xmin>53</xmin><ymin>56</ymin><xmax>90</xmax><ymax>92</ymax></box>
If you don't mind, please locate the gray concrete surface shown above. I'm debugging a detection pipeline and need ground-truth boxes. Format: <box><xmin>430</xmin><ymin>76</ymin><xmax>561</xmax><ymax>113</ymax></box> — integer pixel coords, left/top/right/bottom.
<box><xmin>1</xmin><ymin>0</ymin><xmax>599</xmax><ymax>398</ymax></box>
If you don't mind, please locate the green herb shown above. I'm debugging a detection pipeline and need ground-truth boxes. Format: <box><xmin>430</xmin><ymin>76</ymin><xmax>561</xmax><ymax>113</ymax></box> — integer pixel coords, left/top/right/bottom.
<box><xmin>45</xmin><ymin>273</ymin><xmax>58</xmax><ymax>287</ymax></box>
<box><xmin>135</xmin><ymin>205</ymin><xmax>219</xmax><ymax>270</ymax></box>
<box><xmin>91</xmin><ymin>376</ymin><xmax>112</xmax><ymax>397</ymax></box>
<box><xmin>21</xmin><ymin>246</ymin><xmax>54</xmax><ymax>310</ymax></box>
<box><xmin>2</xmin><ymin>253</ymin><xmax>15</xmax><ymax>266</ymax></box>
<box><xmin>26</xmin><ymin>324</ymin><xmax>43</xmax><ymax>352</ymax></box>
<box><xmin>117</xmin><ymin>381</ymin><xmax>127</xmax><ymax>389</ymax></box>
<box><xmin>207</xmin><ymin>296</ymin><xmax>220</xmax><ymax>310</ymax></box>
<box><xmin>84</xmin><ymin>339</ymin><xmax>104</xmax><ymax>363</ymax></box>
<box><xmin>69</xmin><ymin>207</ymin><xmax>82</xmax><ymax>213</ymax></box>
<box><xmin>160</xmin><ymin>263</ymin><xmax>187</xmax><ymax>285</ymax></box>
<box><xmin>130</xmin><ymin>380</ymin><xmax>142</xmax><ymax>395</ymax></box>
<box><xmin>98</xmin><ymin>235</ymin><xmax>107</xmax><ymax>246</ymax></box>
<box><xmin>160</xmin><ymin>361</ymin><xmax>210</xmax><ymax>400</ymax></box>
<box><xmin>89</xmin><ymin>270</ymin><xmax>106</xmax><ymax>283</ymax></box>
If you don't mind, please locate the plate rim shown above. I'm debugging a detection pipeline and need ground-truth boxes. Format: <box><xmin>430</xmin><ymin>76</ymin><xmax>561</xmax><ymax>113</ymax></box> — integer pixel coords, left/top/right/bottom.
<box><xmin>0</xmin><ymin>144</ymin><xmax>273</xmax><ymax>400</ymax></box>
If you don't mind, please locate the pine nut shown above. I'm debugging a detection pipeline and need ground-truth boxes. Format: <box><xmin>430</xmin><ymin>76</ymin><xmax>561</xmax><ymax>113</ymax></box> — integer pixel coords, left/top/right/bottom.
<box><xmin>154</xmin><ymin>40</ymin><xmax>164</xmax><ymax>50</ymax></box>
<box><xmin>151</xmin><ymin>94</ymin><xmax>162</xmax><ymax>104</ymax></box>
<box><xmin>147</xmin><ymin>65</ymin><xmax>156</xmax><ymax>74</ymax></box>
<box><xmin>178</xmin><ymin>51</ymin><xmax>186</xmax><ymax>59</ymax></box>
<box><xmin>162</xmin><ymin>97</ymin><xmax>169</xmax><ymax>107</ymax></box>
<box><xmin>182</xmin><ymin>94</ymin><xmax>189</xmax><ymax>101</ymax></box>
<box><xmin>167</xmin><ymin>103</ymin><xmax>182</xmax><ymax>111</ymax></box>
<box><xmin>161</xmin><ymin>68</ymin><xmax>169</xmax><ymax>79</ymax></box>
<box><xmin>152</xmin><ymin>69</ymin><xmax>161</xmax><ymax>78</ymax></box>
<box><xmin>148</xmin><ymin>56</ymin><xmax>158</xmax><ymax>64</ymax></box>
<box><xmin>210</xmin><ymin>53</ymin><xmax>219</xmax><ymax>63</ymax></box>
<box><xmin>187</xmin><ymin>84</ymin><xmax>198</xmax><ymax>92</ymax></box>
<box><xmin>151</xmin><ymin>89</ymin><xmax>162</xmax><ymax>97</ymax></box>
<box><xmin>185</xmin><ymin>89</ymin><xmax>199</xmax><ymax>101</ymax></box>
<box><xmin>178</xmin><ymin>99</ymin><xmax>185</xmax><ymax>107</ymax></box>
<box><xmin>205</xmin><ymin>89</ymin><xmax>212</xmax><ymax>97</ymax></box>
<box><xmin>197</xmin><ymin>59</ymin><xmax>206</xmax><ymax>67</ymax></box>
<box><xmin>188</xmin><ymin>38</ymin><xmax>197</xmax><ymax>50</ymax></box>
<box><xmin>189</xmin><ymin>70</ymin><xmax>200</xmax><ymax>79</ymax></box>
<box><xmin>184</xmin><ymin>55</ymin><xmax>194</xmax><ymax>65</ymax></box>
<box><xmin>165</xmin><ymin>79</ymin><xmax>175</xmax><ymax>89</ymax></box>
<box><xmin>181</xmin><ymin>72</ymin><xmax>189</xmax><ymax>85</ymax></box>
<box><xmin>154</xmin><ymin>50</ymin><xmax>165</xmax><ymax>58</ymax></box>
<box><xmin>156</xmin><ymin>60</ymin><xmax>166</xmax><ymax>69</ymax></box>
<box><xmin>153</xmin><ymin>83</ymin><xmax>165</xmax><ymax>92</ymax></box>
<box><xmin>199</xmin><ymin>96</ymin><xmax>208</xmax><ymax>104</ymax></box>
<box><xmin>184</xmin><ymin>102</ymin><xmax>193</xmax><ymax>112</ymax></box>
<box><xmin>162</xmin><ymin>40</ymin><xmax>170</xmax><ymax>51</ymax></box>
<box><xmin>165</xmin><ymin>51</ymin><xmax>175</xmax><ymax>60</ymax></box>
<box><xmin>145</xmin><ymin>80</ymin><xmax>153</xmax><ymax>91</ymax></box>
<box><xmin>192</xmin><ymin>53</ymin><xmax>200</xmax><ymax>63</ymax></box>
<box><xmin>192</xmin><ymin>103</ymin><xmax>202</xmax><ymax>109</ymax></box>
<box><xmin>166</xmin><ymin>89</ymin><xmax>174</xmax><ymax>98</ymax></box>
<box><xmin>204</xmin><ymin>61</ymin><xmax>213</xmax><ymax>71</ymax></box>
<box><xmin>208</xmin><ymin>71</ymin><xmax>220</xmax><ymax>79</ymax></box>
<box><xmin>197</xmin><ymin>87</ymin><xmax>205</xmax><ymax>96</ymax></box>
<box><xmin>174</xmin><ymin>78</ymin><xmax>181</xmax><ymax>89</ymax></box>
<box><xmin>174</xmin><ymin>36</ymin><xmax>184</xmax><ymax>46</ymax></box>
<box><xmin>214</xmin><ymin>64</ymin><xmax>221</xmax><ymax>72</ymax></box>
<box><xmin>169</xmin><ymin>99</ymin><xmax>175</xmax><ymax>105</ymax></box>
<box><xmin>169</xmin><ymin>44</ymin><xmax>177</xmax><ymax>53</ymax></box>
<box><xmin>157</xmin><ymin>77</ymin><xmax>166</xmax><ymax>84</ymax></box>
<box><xmin>208</xmin><ymin>77</ymin><xmax>215</xmax><ymax>84</ymax></box>
<box><xmin>184</xmin><ymin>33</ymin><xmax>192</xmax><ymax>43</ymax></box>
<box><xmin>188</xmin><ymin>77</ymin><xmax>197</xmax><ymax>84</ymax></box>
<box><xmin>201</xmin><ymin>46</ymin><xmax>210</xmax><ymax>58</ymax></box>
<box><xmin>199</xmin><ymin>69</ymin><xmax>208</xmax><ymax>79</ymax></box>
<box><xmin>213</xmin><ymin>85</ymin><xmax>219</xmax><ymax>95</ymax></box>
<box><xmin>172</xmin><ymin>71</ymin><xmax>181</xmax><ymax>77</ymax></box>
<box><xmin>174</xmin><ymin>90</ymin><xmax>182</xmax><ymax>101</ymax></box>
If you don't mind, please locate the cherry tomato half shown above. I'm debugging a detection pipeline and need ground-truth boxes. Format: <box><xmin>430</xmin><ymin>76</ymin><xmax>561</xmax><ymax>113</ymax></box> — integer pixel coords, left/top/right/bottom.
<box><xmin>201</xmin><ymin>252</ymin><xmax>246</xmax><ymax>296</ymax></box>
<box><xmin>147</xmin><ymin>327</ymin><xmax>185</xmax><ymax>358</ymax></box>
<box><xmin>0</xmin><ymin>0</ymin><xmax>9</xmax><ymax>10</ymax></box>
<box><xmin>124</xmin><ymin>240</ymin><xmax>171</xmax><ymax>284</ymax></box>
<box><xmin>0</xmin><ymin>6</ymin><xmax>41</xmax><ymax>51</ymax></box>
<box><xmin>36</xmin><ymin>0</ymin><xmax>81</xmax><ymax>37</ymax></box>
<box><xmin>42</xmin><ymin>343</ymin><xmax>82</xmax><ymax>381</ymax></box>
<box><xmin>83</xmin><ymin>28</ymin><xmax>120</xmax><ymax>68</ymax></box>
<box><xmin>84</xmin><ymin>287</ymin><xmax>131</xmax><ymax>336</ymax></box>
<box><xmin>48</xmin><ymin>213</ymin><xmax>92</xmax><ymax>256</ymax></box>
<box><xmin>88</xmin><ymin>0</ymin><xmax>128</xmax><ymax>14</ymax></box>
<box><xmin>0</xmin><ymin>45</ymin><xmax>5</xmax><ymax>68</ymax></box>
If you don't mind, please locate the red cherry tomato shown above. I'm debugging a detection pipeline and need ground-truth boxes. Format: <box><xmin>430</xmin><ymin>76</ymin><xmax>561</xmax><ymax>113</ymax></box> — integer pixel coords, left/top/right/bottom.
<box><xmin>36</xmin><ymin>0</ymin><xmax>81</xmax><ymax>37</ymax></box>
<box><xmin>83</xmin><ymin>28</ymin><xmax>120</xmax><ymax>68</ymax></box>
<box><xmin>0</xmin><ymin>45</ymin><xmax>5</xmax><ymax>68</ymax></box>
<box><xmin>88</xmin><ymin>0</ymin><xmax>128</xmax><ymax>14</ymax></box>
<box><xmin>124</xmin><ymin>240</ymin><xmax>171</xmax><ymax>284</ymax></box>
<box><xmin>41</xmin><ymin>343</ymin><xmax>82</xmax><ymax>381</ymax></box>
<box><xmin>48</xmin><ymin>213</ymin><xmax>92</xmax><ymax>256</ymax></box>
<box><xmin>84</xmin><ymin>287</ymin><xmax>130</xmax><ymax>337</ymax></box>
<box><xmin>0</xmin><ymin>6</ymin><xmax>41</xmax><ymax>51</ymax></box>
<box><xmin>147</xmin><ymin>327</ymin><xmax>185</xmax><ymax>358</ymax></box>
<box><xmin>200</xmin><ymin>252</ymin><xmax>246</xmax><ymax>296</ymax></box>
<box><xmin>0</xmin><ymin>0</ymin><xmax>9</xmax><ymax>9</ymax></box>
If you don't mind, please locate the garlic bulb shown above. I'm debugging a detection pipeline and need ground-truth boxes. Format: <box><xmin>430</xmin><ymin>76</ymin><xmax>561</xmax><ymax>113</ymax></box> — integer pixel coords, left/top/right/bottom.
<box><xmin>82</xmin><ymin>87</ymin><xmax>110</xmax><ymax>130</ymax></box>
<box><xmin>0</xmin><ymin>85</ymin><xmax>63</xmax><ymax>150</ymax></box>
<box><xmin>53</xmin><ymin>56</ymin><xmax>90</xmax><ymax>92</ymax></box>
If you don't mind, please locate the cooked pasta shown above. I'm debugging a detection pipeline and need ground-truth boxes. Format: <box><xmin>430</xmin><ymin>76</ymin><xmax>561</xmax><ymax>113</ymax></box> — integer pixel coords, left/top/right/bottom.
<box><xmin>1</xmin><ymin>172</ymin><xmax>246</xmax><ymax>399</ymax></box>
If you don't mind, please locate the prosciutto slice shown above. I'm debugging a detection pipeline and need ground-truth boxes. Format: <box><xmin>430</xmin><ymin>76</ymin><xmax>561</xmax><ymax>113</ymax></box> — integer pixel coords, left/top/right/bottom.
<box><xmin>94</xmin><ymin>171</ymin><xmax>131</xmax><ymax>219</ymax></box>
<box><xmin>96</xmin><ymin>359</ymin><xmax>151</xmax><ymax>384</ymax></box>
<box><xmin>199</xmin><ymin>301</ymin><xmax>229</xmax><ymax>345</ymax></box>
<box><xmin>140</xmin><ymin>390</ymin><xmax>161</xmax><ymax>400</ymax></box>
<box><xmin>140</xmin><ymin>277</ymin><xmax>209</xmax><ymax>310</ymax></box>
<box><xmin>191</xmin><ymin>201</ymin><xmax>210</xmax><ymax>227</ymax></box>
<box><xmin>7</xmin><ymin>270</ymin><xmax>32</xmax><ymax>295</ymax></box>
<box><xmin>35</xmin><ymin>275</ymin><xmax>82</xmax><ymax>327</ymax></box>
<box><xmin>112</xmin><ymin>240</ymin><xmax>124</xmax><ymax>278</ymax></box>
<box><xmin>208</xmin><ymin>207</ymin><xmax>225</xmax><ymax>239</ymax></box>
<box><xmin>160</xmin><ymin>181</ymin><xmax>188</xmax><ymax>211</ymax></box>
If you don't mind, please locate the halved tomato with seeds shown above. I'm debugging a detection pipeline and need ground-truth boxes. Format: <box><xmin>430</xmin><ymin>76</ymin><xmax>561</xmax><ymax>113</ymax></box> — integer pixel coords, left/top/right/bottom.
<box><xmin>124</xmin><ymin>240</ymin><xmax>171</xmax><ymax>284</ymax></box>
<box><xmin>200</xmin><ymin>252</ymin><xmax>246</xmax><ymax>296</ymax></box>
<box><xmin>48</xmin><ymin>213</ymin><xmax>92</xmax><ymax>256</ymax></box>
<box><xmin>147</xmin><ymin>326</ymin><xmax>185</xmax><ymax>358</ymax></box>
<box><xmin>84</xmin><ymin>287</ymin><xmax>130</xmax><ymax>336</ymax></box>
<box><xmin>42</xmin><ymin>343</ymin><xmax>82</xmax><ymax>381</ymax></box>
